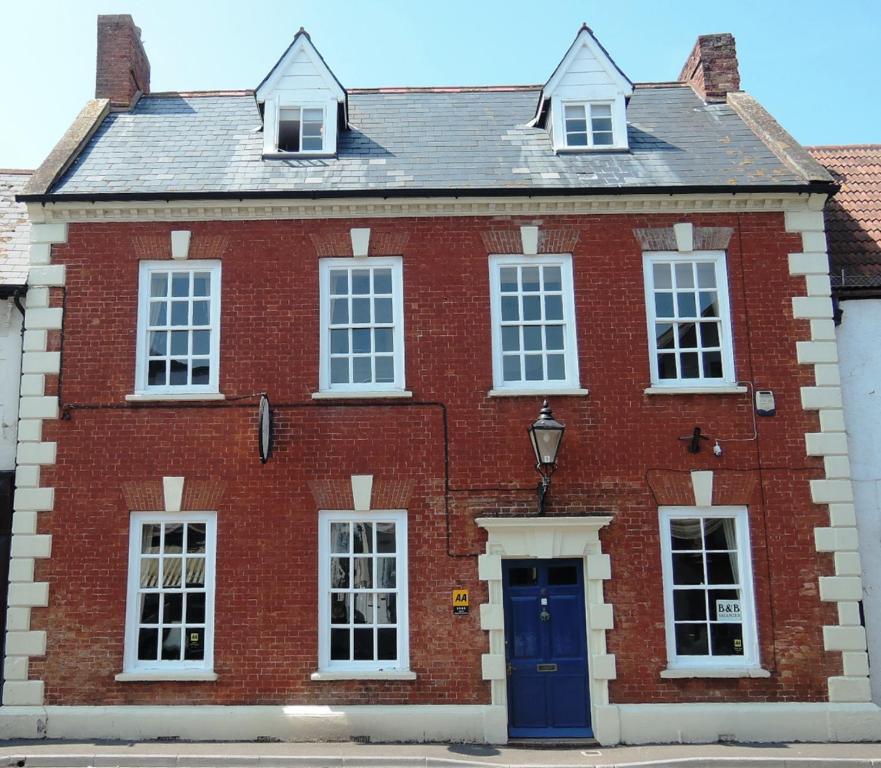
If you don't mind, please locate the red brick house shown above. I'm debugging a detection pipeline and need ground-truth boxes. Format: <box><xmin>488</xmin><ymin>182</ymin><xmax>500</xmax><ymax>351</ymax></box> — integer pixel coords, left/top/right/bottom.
<box><xmin>2</xmin><ymin>15</ymin><xmax>878</xmax><ymax>744</ymax></box>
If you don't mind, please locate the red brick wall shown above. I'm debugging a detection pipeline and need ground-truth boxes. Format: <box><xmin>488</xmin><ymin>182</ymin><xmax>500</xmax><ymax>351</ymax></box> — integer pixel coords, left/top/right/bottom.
<box><xmin>30</xmin><ymin>211</ymin><xmax>839</xmax><ymax>705</ymax></box>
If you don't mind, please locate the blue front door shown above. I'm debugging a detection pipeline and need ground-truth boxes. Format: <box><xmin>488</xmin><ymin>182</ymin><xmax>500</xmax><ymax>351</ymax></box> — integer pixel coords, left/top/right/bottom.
<box><xmin>503</xmin><ymin>559</ymin><xmax>591</xmax><ymax>738</ymax></box>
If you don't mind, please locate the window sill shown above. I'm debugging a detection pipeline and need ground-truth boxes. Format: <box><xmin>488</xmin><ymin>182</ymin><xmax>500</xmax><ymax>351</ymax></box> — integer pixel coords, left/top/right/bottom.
<box><xmin>310</xmin><ymin>670</ymin><xmax>417</xmax><ymax>681</ymax></box>
<box><xmin>115</xmin><ymin>670</ymin><xmax>218</xmax><ymax>682</ymax></box>
<box><xmin>555</xmin><ymin>146</ymin><xmax>629</xmax><ymax>154</ymax></box>
<box><xmin>311</xmin><ymin>390</ymin><xmax>413</xmax><ymax>400</ymax></box>
<box><xmin>126</xmin><ymin>393</ymin><xmax>225</xmax><ymax>402</ymax></box>
<box><xmin>660</xmin><ymin>666</ymin><xmax>770</xmax><ymax>679</ymax></box>
<box><xmin>487</xmin><ymin>387</ymin><xmax>589</xmax><ymax>398</ymax></box>
<box><xmin>644</xmin><ymin>385</ymin><xmax>747</xmax><ymax>396</ymax></box>
<box><xmin>263</xmin><ymin>152</ymin><xmax>336</xmax><ymax>160</ymax></box>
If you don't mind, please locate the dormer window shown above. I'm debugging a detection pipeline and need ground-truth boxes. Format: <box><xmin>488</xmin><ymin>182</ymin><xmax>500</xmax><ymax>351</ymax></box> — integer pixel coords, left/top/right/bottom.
<box><xmin>563</xmin><ymin>103</ymin><xmax>614</xmax><ymax>148</ymax></box>
<box><xmin>278</xmin><ymin>107</ymin><xmax>325</xmax><ymax>153</ymax></box>
<box><xmin>256</xmin><ymin>29</ymin><xmax>347</xmax><ymax>159</ymax></box>
<box><xmin>532</xmin><ymin>24</ymin><xmax>633</xmax><ymax>154</ymax></box>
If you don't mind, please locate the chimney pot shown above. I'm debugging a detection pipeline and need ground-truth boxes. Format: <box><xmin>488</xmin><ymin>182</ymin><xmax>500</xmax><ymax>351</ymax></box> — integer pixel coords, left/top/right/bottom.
<box><xmin>96</xmin><ymin>14</ymin><xmax>151</xmax><ymax>108</ymax></box>
<box><xmin>679</xmin><ymin>33</ymin><xmax>740</xmax><ymax>103</ymax></box>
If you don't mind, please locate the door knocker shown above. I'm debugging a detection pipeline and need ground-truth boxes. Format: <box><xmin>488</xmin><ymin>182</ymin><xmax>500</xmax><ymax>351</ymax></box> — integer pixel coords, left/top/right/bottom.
<box><xmin>539</xmin><ymin>608</ymin><xmax>551</xmax><ymax>622</ymax></box>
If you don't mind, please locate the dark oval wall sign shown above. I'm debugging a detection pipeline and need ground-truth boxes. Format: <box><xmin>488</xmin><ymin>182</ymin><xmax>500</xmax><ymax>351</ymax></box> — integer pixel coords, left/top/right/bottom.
<box><xmin>258</xmin><ymin>394</ymin><xmax>273</xmax><ymax>464</ymax></box>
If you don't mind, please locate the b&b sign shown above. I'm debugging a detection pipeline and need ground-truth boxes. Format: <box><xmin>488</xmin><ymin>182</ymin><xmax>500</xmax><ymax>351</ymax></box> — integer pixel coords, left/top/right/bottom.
<box><xmin>716</xmin><ymin>599</ymin><xmax>741</xmax><ymax>622</ymax></box>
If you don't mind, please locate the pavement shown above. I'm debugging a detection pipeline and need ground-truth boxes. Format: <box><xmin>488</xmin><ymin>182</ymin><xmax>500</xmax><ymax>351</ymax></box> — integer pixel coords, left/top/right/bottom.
<box><xmin>1</xmin><ymin>740</ymin><xmax>881</xmax><ymax>768</ymax></box>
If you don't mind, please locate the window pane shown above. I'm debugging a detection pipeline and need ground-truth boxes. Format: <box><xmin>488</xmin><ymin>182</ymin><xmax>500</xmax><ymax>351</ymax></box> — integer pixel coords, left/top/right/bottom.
<box><xmin>500</xmin><ymin>267</ymin><xmax>518</xmax><ymax>292</ymax></box>
<box><xmin>675</xmin><ymin>623</ymin><xmax>708</xmax><ymax>655</ymax></box>
<box><xmin>656</xmin><ymin>323</ymin><xmax>674</xmax><ymax>350</ymax></box>
<box><xmin>703</xmin><ymin>351</ymin><xmax>723</xmax><ymax>378</ymax></box>
<box><xmin>378</xmin><ymin>594</ymin><xmax>396</xmax><ymax>624</ymax></box>
<box><xmin>707</xmin><ymin>552</ymin><xmax>738</xmax><ymax>584</ymax></box>
<box><xmin>591</xmin><ymin>118</ymin><xmax>613</xmax><ymax>133</ymax></box>
<box><xmin>303</xmin><ymin>108</ymin><xmax>323</xmax><ymax>123</ymax></box>
<box><xmin>522</xmin><ymin>267</ymin><xmax>540</xmax><ymax>292</ymax></box>
<box><xmin>352</xmin><ymin>357</ymin><xmax>372</xmax><ymax>383</ymax></box>
<box><xmin>678</xmin><ymin>323</ymin><xmax>697</xmax><ymax>349</ymax></box>
<box><xmin>331</xmin><ymin>329</ymin><xmax>348</xmax><ymax>354</ymax></box>
<box><xmin>331</xmin><ymin>594</ymin><xmax>350</xmax><ymax>624</ymax></box>
<box><xmin>331</xmin><ymin>523</ymin><xmax>350</xmax><ymax>553</ymax></box>
<box><xmin>710</xmin><ymin>623</ymin><xmax>744</xmax><ymax>656</ymax></box>
<box><xmin>374</xmin><ymin>328</ymin><xmax>393</xmax><ymax>353</ymax></box>
<box><xmin>699</xmin><ymin>322</ymin><xmax>720</xmax><ymax>347</ymax></box>
<box><xmin>165</xmin><ymin>524</ymin><xmax>184</xmax><ymax>553</ymax></box>
<box><xmin>353</xmin><ymin>523</ymin><xmax>373</xmax><ymax>553</ymax></box>
<box><xmin>657</xmin><ymin>354</ymin><xmax>677</xmax><ymax>379</ymax></box>
<box><xmin>374</xmin><ymin>297</ymin><xmax>393</xmax><ymax>324</ymax></box>
<box><xmin>671</xmin><ymin>519</ymin><xmax>702</xmax><ymax>549</ymax></box>
<box><xmin>672</xmin><ymin>553</ymin><xmax>704</xmax><ymax>585</ymax></box>
<box><xmin>140</xmin><ymin>593</ymin><xmax>160</xmax><ymax>623</ymax></box>
<box><xmin>675</xmin><ymin>263</ymin><xmax>694</xmax><ymax>289</ymax></box>
<box><xmin>697</xmin><ymin>262</ymin><xmax>716</xmax><ymax>288</ymax></box>
<box><xmin>522</xmin><ymin>296</ymin><xmax>541</xmax><ymax>321</ymax></box>
<box><xmin>502</xmin><ymin>355</ymin><xmax>521</xmax><ymax>381</ymax></box>
<box><xmin>524</xmin><ymin>354</ymin><xmax>543</xmax><ymax>381</ymax></box>
<box><xmin>567</xmin><ymin>132</ymin><xmax>588</xmax><ymax>146</ymax></box>
<box><xmin>185</xmin><ymin>557</ymin><xmax>205</xmax><ymax>587</ymax></box>
<box><xmin>149</xmin><ymin>331</ymin><xmax>167</xmax><ymax>356</ymax></box>
<box><xmin>330</xmin><ymin>558</ymin><xmax>350</xmax><ymax>588</ymax></box>
<box><xmin>170</xmin><ymin>330</ymin><xmax>188</xmax><ymax>356</ymax></box>
<box><xmin>566</xmin><ymin>118</ymin><xmax>588</xmax><ymax>134</ymax></box>
<box><xmin>330</xmin><ymin>298</ymin><xmax>348</xmax><ymax>324</ymax></box>
<box><xmin>353</xmin><ymin>628</ymin><xmax>373</xmax><ymax>660</ymax></box>
<box><xmin>150</xmin><ymin>273</ymin><xmax>168</xmax><ymax>297</ymax></box>
<box><xmin>330</xmin><ymin>628</ymin><xmax>350</xmax><ymax>660</ymax></box>
<box><xmin>548</xmin><ymin>566</ymin><xmax>578</xmax><ymax>585</ymax></box>
<box><xmin>680</xmin><ymin>352</ymin><xmax>699</xmax><ymax>378</ymax></box>
<box><xmin>653</xmin><ymin>263</ymin><xmax>672</xmax><ymax>289</ymax></box>
<box><xmin>352</xmin><ymin>298</ymin><xmax>370</xmax><ymax>323</ymax></box>
<box><xmin>302</xmin><ymin>136</ymin><xmax>322</xmax><ymax>151</ymax></box>
<box><xmin>330</xmin><ymin>357</ymin><xmax>349</xmax><ymax>384</ymax></box>
<box><xmin>352</xmin><ymin>328</ymin><xmax>370</xmax><ymax>354</ymax></box>
<box><xmin>509</xmin><ymin>567</ymin><xmax>538</xmax><ymax>586</ymax></box>
<box><xmin>593</xmin><ymin>133</ymin><xmax>613</xmax><ymax>146</ymax></box>
<box><xmin>700</xmin><ymin>292</ymin><xmax>719</xmax><ymax>317</ymax></box>
<box><xmin>502</xmin><ymin>326</ymin><xmax>520</xmax><ymax>352</ymax></box>
<box><xmin>192</xmin><ymin>330</ymin><xmax>210</xmax><ymax>356</ymax></box>
<box><xmin>377</xmin><ymin>628</ymin><xmax>397</xmax><ymax>660</ymax></box>
<box><xmin>142</xmin><ymin>523</ymin><xmax>162</xmax><ymax>554</ymax></box>
<box><xmin>564</xmin><ymin>104</ymin><xmax>585</xmax><ymax>120</ymax></box>
<box><xmin>377</xmin><ymin>557</ymin><xmax>396</xmax><ymax>588</ymax></box>
<box><xmin>193</xmin><ymin>273</ymin><xmax>210</xmax><ymax>297</ymax></box>
<box><xmin>184</xmin><ymin>628</ymin><xmax>205</xmax><ymax>660</ymax></box>
<box><xmin>501</xmin><ymin>296</ymin><xmax>519</xmax><ymax>321</ymax></box>
<box><xmin>193</xmin><ymin>301</ymin><xmax>210</xmax><ymax>326</ymax></box>
<box><xmin>655</xmin><ymin>293</ymin><xmax>674</xmax><ymax>317</ymax></box>
<box><xmin>547</xmin><ymin>354</ymin><xmax>565</xmax><ymax>380</ymax></box>
<box><xmin>138</xmin><ymin>628</ymin><xmax>159</xmax><ymax>661</ymax></box>
<box><xmin>376</xmin><ymin>523</ymin><xmax>395</xmax><ymax>553</ymax></box>
<box><xmin>352</xmin><ymin>558</ymin><xmax>373</xmax><ymax>588</ymax></box>
<box><xmin>352</xmin><ymin>270</ymin><xmax>371</xmax><ymax>294</ymax></box>
<box><xmin>171</xmin><ymin>302</ymin><xmax>188</xmax><ymax>326</ymax></box>
<box><xmin>545</xmin><ymin>325</ymin><xmax>564</xmax><ymax>351</ymax></box>
<box><xmin>592</xmin><ymin>104</ymin><xmax>612</xmax><ymax>117</ymax></box>
<box><xmin>149</xmin><ymin>302</ymin><xmax>167</xmax><ymax>326</ymax></box>
<box><xmin>171</xmin><ymin>273</ymin><xmax>189</xmax><ymax>297</ymax></box>
<box><xmin>705</xmin><ymin>518</ymin><xmax>737</xmax><ymax>550</ymax></box>
<box><xmin>354</xmin><ymin>593</ymin><xmax>373</xmax><ymax>624</ymax></box>
<box><xmin>169</xmin><ymin>359</ymin><xmax>188</xmax><ymax>385</ymax></box>
<box><xmin>163</xmin><ymin>593</ymin><xmax>183</xmax><ymax>623</ymax></box>
<box><xmin>545</xmin><ymin>295</ymin><xmax>563</xmax><ymax>321</ymax></box>
<box><xmin>677</xmin><ymin>293</ymin><xmax>697</xmax><ymax>317</ymax></box>
<box><xmin>523</xmin><ymin>326</ymin><xmax>542</xmax><ymax>351</ymax></box>
<box><xmin>373</xmin><ymin>269</ymin><xmax>392</xmax><ymax>294</ymax></box>
<box><xmin>375</xmin><ymin>356</ymin><xmax>394</xmax><ymax>383</ymax></box>
<box><xmin>673</xmin><ymin>589</ymin><xmax>706</xmax><ymax>620</ymax></box>
<box><xmin>191</xmin><ymin>360</ymin><xmax>210</xmax><ymax>385</ymax></box>
<box><xmin>278</xmin><ymin>115</ymin><xmax>301</xmax><ymax>152</ymax></box>
<box><xmin>543</xmin><ymin>266</ymin><xmax>562</xmax><ymax>291</ymax></box>
<box><xmin>330</xmin><ymin>270</ymin><xmax>348</xmax><ymax>295</ymax></box>
<box><xmin>161</xmin><ymin>627</ymin><xmax>182</xmax><ymax>660</ymax></box>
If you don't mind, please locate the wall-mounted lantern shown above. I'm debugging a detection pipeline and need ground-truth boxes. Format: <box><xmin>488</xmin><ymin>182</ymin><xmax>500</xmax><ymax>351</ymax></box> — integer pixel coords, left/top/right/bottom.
<box><xmin>527</xmin><ymin>400</ymin><xmax>565</xmax><ymax>515</ymax></box>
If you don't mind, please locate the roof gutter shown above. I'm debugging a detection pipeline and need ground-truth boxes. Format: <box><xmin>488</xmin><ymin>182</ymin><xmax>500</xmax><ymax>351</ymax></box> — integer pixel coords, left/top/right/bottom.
<box><xmin>17</xmin><ymin>181</ymin><xmax>836</xmax><ymax>205</ymax></box>
<box><xmin>0</xmin><ymin>285</ymin><xmax>27</xmax><ymax>302</ymax></box>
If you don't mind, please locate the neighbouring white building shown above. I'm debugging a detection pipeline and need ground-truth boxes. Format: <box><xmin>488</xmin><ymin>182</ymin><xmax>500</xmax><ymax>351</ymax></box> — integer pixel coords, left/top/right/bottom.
<box><xmin>810</xmin><ymin>145</ymin><xmax>881</xmax><ymax>704</ymax></box>
<box><xmin>0</xmin><ymin>169</ymin><xmax>30</xmax><ymax>697</ymax></box>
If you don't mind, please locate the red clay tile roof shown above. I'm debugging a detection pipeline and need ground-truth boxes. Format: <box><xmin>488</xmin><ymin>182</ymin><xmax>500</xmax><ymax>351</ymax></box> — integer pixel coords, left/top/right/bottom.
<box><xmin>808</xmin><ymin>145</ymin><xmax>881</xmax><ymax>290</ymax></box>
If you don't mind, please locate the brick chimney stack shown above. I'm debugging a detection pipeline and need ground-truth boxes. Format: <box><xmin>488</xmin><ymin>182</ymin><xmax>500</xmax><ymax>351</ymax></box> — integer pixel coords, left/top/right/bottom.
<box><xmin>95</xmin><ymin>14</ymin><xmax>151</xmax><ymax>108</ymax></box>
<box><xmin>679</xmin><ymin>33</ymin><xmax>740</xmax><ymax>103</ymax></box>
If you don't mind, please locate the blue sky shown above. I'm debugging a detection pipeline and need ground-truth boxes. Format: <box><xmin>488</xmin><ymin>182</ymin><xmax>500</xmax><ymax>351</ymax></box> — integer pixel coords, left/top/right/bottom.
<box><xmin>0</xmin><ymin>0</ymin><xmax>878</xmax><ymax>169</ymax></box>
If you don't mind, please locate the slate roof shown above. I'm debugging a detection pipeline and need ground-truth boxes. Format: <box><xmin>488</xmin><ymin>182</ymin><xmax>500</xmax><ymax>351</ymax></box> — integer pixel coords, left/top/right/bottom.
<box><xmin>44</xmin><ymin>85</ymin><xmax>807</xmax><ymax>199</ymax></box>
<box><xmin>0</xmin><ymin>171</ymin><xmax>31</xmax><ymax>287</ymax></box>
<box><xmin>808</xmin><ymin>145</ymin><xmax>881</xmax><ymax>291</ymax></box>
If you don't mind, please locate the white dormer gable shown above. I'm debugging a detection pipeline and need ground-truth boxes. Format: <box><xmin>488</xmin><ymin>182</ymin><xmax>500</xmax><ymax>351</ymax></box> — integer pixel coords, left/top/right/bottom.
<box><xmin>256</xmin><ymin>29</ymin><xmax>347</xmax><ymax>157</ymax></box>
<box><xmin>533</xmin><ymin>25</ymin><xmax>633</xmax><ymax>153</ymax></box>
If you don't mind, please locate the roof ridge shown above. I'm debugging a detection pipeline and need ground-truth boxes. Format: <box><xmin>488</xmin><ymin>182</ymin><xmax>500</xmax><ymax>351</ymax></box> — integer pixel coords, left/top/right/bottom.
<box><xmin>807</xmin><ymin>144</ymin><xmax>881</xmax><ymax>151</ymax></box>
<box><xmin>148</xmin><ymin>90</ymin><xmax>255</xmax><ymax>98</ymax></box>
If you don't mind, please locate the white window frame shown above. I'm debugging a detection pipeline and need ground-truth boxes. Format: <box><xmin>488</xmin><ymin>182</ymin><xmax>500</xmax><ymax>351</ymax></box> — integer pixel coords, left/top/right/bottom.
<box><xmin>561</xmin><ymin>101</ymin><xmax>616</xmax><ymax>148</ymax></box>
<box><xmin>318</xmin><ymin>257</ymin><xmax>406</xmax><ymax>394</ymax></box>
<box><xmin>135</xmin><ymin>260</ymin><xmax>222</xmax><ymax>396</ymax></box>
<box><xmin>658</xmin><ymin>506</ymin><xmax>758</xmax><ymax>669</ymax></box>
<box><xmin>488</xmin><ymin>253</ymin><xmax>580</xmax><ymax>391</ymax></box>
<box><xmin>276</xmin><ymin>103</ymin><xmax>326</xmax><ymax>154</ymax></box>
<box><xmin>122</xmin><ymin>511</ymin><xmax>217</xmax><ymax>675</ymax></box>
<box><xmin>317</xmin><ymin>509</ymin><xmax>410</xmax><ymax>673</ymax></box>
<box><xmin>642</xmin><ymin>251</ymin><xmax>735</xmax><ymax>388</ymax></box>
